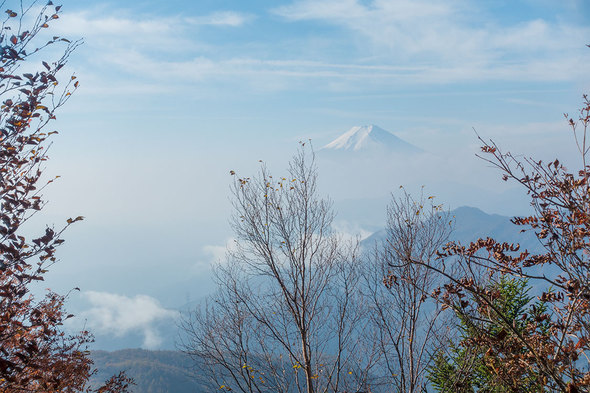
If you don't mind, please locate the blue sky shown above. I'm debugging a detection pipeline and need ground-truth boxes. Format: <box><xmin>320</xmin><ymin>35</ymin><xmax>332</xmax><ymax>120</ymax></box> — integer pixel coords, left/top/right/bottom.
<box><xmin>21</xmin><ymin>0</ymin><xmax>590</xmax><ymax>348</ymax></box>
<box><xmin>51</xmin><ymin>0</ymin><xmax>589</xmax><ymax>148</ymax></box>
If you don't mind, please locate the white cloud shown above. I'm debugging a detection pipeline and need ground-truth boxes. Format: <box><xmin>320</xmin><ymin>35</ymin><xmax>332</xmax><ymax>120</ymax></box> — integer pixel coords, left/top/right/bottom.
<box><xmin>202</xmin><ymin>244</ymin><xmax>227</xmax><ymax>263</ymax></box>
<box><xmin>60</xmin><ymin>13</ymin><xmax>173</xmax><ymax>36</ymax></box>
<box><xmin>80</xmin><ymin>291</ymin><xmax>179</xmax><ymax>349</ymax></box>
<box><xmin>189</xmin><ymin>11</ymin><xmax>254</xmax><ymax>27</ymax></box>
<box><xmin>331</xmin><ymin>220</ymin><xmax>373</xmax><ymax>241</ymax></box>
<box><xmin>79</xmin><ymin>52</ymin><xmax>587</xmax><ymax>97</ymax></box>
<box><xmin>201</xmin><ymin>238</ymin><xmax>238</xmax><ymax>264</ymax></box>
<box><xmin>53</xmin><ymin>9</ymin><xmax>251</xmax><ymax>53</ymax></box>
<box><xmin>273</xmin><ymin>0</ymin><xmax>590</xmax><ymax>82</ymax></box>
<box><xmin>42</xmin><ymin>2</ymin><xmax>590</xmax><ymax>95</ymax></box>
<box><xmin>54</xmin><ymin>11</ymin><xmax>180</xmax><ymax>50</ymax></box>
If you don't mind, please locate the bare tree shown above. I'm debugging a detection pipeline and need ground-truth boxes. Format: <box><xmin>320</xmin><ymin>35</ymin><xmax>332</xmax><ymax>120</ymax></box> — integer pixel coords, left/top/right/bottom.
<box><xmin>182</xmin><ymin>145</ymin><xmax>375</xmax><ymax>393</ymax></box>
<box><xmin>362</xmin><ymin>189</ymin><xmax>453</xmax><ymax>393</ymax></box>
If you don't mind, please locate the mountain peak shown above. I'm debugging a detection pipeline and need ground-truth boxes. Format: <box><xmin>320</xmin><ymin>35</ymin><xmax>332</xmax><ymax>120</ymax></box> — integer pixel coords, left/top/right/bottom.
<box><xmin>323</xmin><ymin>125</ymin><xmax>420</xmax><ymax>153</ymax></box>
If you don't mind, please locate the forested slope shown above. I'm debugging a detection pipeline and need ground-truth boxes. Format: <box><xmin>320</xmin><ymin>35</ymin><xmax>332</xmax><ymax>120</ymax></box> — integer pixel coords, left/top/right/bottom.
<box><xmin>92</xmin><ymin>349</ymin><xmax>207</xmax><ymax>393</ymax></box>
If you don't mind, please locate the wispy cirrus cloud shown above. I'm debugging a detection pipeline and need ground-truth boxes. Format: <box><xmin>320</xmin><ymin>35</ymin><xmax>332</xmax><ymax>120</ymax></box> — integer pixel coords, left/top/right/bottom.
<box><xmin>273</xmin><ymin>0</ymin><xmax>590</xmax><ymax>83</ymax></box>
<box><xmin>273</xmin><ymin>0</ymin><xmax>586</xmax><ymax>54</ymax></box>
<box><xmin>53</xmin><ymin>8</ymin><xmax>252</xmax><ymax>52</ymax></box>
<box><xmin>47</xmin><ymin>1</ymin><xmax>590</xmax><ymax>96</ymax></box>
<box><xmin>188</xmin><ymin>11</ymin><xmax>254</xmax><ymax>27</ymax></box>
<box><xmin>86</xmin><ymin>52</ymin><xmax>588</xmax><ymax>93</ymax></box>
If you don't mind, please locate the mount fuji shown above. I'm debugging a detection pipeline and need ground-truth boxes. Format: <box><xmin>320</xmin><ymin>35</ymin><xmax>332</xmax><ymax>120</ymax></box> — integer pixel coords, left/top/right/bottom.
<box><xmin>322</xmin><ymin>125</ymin><xmax>421</xmax><ymax>154</ymax></box>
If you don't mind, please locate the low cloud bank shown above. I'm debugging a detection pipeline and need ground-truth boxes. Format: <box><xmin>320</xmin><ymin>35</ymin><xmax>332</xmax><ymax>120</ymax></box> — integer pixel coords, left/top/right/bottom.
<box><xmin>80</xmin><ymin>291</ymin><xmax>178</xmax><ymax>349</ymax></box>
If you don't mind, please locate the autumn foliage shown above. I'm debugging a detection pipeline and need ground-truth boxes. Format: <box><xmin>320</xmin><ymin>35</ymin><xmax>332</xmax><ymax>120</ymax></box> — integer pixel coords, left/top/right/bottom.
<box><xmin>427</xmin><ymin>96</ymin><xmax>590</xmax><ymax>392</ymax></box>
<box><xmin>0</xmin><ymin>2</ymin><xmax>130</xmax><ymax>392</ymax></box>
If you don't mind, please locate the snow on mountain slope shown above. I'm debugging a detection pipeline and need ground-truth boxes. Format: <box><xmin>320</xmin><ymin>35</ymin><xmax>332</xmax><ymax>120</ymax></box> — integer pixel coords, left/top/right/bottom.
<box><xmin>322</xmin><ymin>125</ymin><xmax>421</xmax><ymax>153</ymax></box>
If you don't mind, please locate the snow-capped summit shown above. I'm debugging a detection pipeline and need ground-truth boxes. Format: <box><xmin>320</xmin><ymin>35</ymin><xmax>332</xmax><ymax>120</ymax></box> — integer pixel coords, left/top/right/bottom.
<box><xmin>322</xmin><ymin>125</ymin><xmax>420</xmax><ymax>153</ymax></box>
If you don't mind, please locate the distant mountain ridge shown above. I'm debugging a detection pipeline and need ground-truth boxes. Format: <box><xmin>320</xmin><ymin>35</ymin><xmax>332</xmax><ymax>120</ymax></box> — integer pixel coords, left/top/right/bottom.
<box><xmin>322</xmin><ymin>125</ymin><xmax>421</xmax><ymax>154</ymax></box>
<box><xmin>362</xmin><ymin>206</ymin><xmax>540</xmax><ymax>252</ymax></box>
